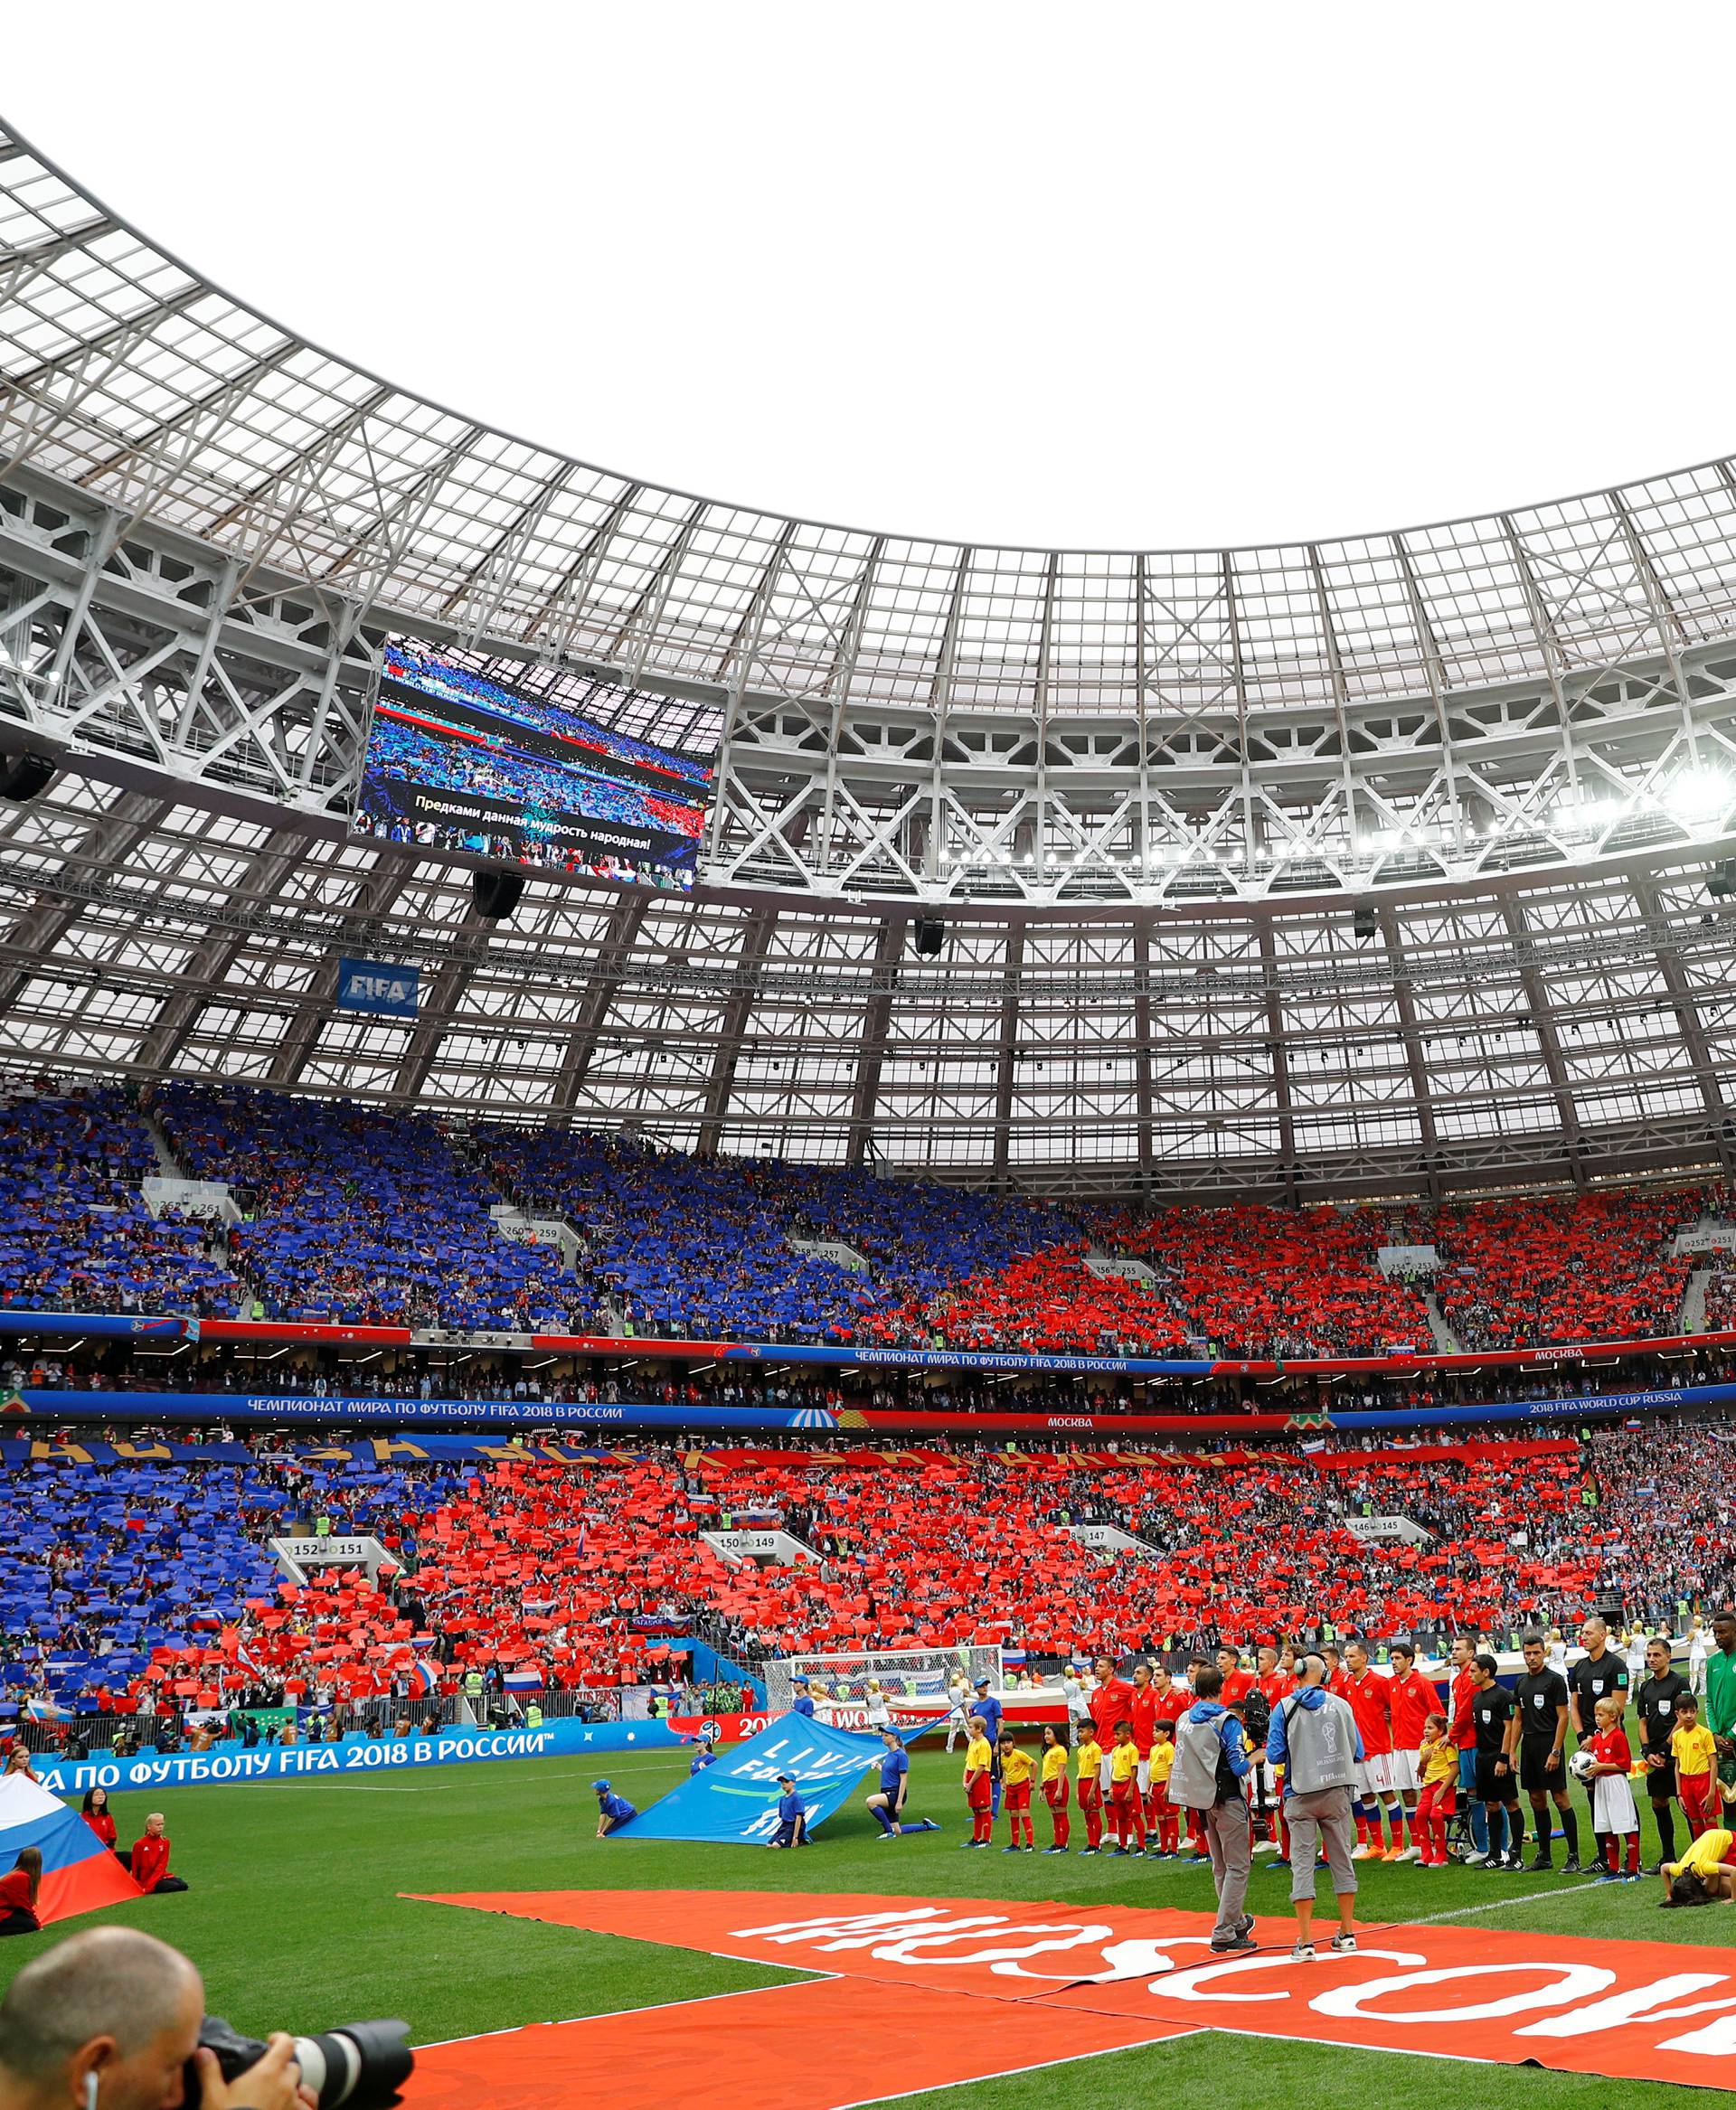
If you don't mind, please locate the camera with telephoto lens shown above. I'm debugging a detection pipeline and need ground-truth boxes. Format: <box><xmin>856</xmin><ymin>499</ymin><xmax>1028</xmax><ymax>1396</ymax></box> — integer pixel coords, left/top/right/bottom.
<box><xmin>186</xmin><ymin>2016</ymin><xmax>413</xmax><ymax>2110</ymax></box>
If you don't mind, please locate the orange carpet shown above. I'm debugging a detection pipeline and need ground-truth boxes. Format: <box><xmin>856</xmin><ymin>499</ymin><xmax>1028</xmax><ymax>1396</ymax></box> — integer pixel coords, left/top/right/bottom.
<box><xmin>405</xmin><ymin>1889</ymin><xmax>1736</xmax><ymax>2095</ymax></box>
<box><xmin>409</xmin><ymin>1975</ymin><xmax>1192</xmax><ymax>2110</ymax></box>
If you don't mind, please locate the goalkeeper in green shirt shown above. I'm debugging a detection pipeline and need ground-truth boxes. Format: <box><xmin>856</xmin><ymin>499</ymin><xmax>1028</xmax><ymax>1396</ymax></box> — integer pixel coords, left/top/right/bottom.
<box><xmin>1708</xmin><ymin>1609</ymin><xmax>1736</xmax><ymax>1789</ymax></box>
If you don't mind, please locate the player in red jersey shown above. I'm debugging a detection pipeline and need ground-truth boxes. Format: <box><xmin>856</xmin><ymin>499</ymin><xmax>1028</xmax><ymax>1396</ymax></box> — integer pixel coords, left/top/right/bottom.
<box><xmin>1089</xmin><ymin>1657</ymin><xmax>1135</xmax><ymax>1800</ymax></box>
<box><xmin>1216</xmin><ymin>1644</ymin><xmax>1255</xmax><ymax>1710</ymax></box>
<box><xmin>1128</xmin><ymin>1663</ymin><xmax>1159</xmax><ymax>1795</ymax></box>
<box><xmin>1148</xmin><ymin>1663</ymin><xmax>1186</xmax><ymax>1737</ymax></box>
<box><xmin>1386</xmin><ymin>1641</ymin><xmax>1436</xmax><ymax>1861</ymax></box>
<box><xmin>1322</xmin><ymin>1644</ymin><xmax>1351</xmax><ymax>1697</ymax></box>
<box><xmin>1252</xmin><ymin>1642</ymin><xmax>1296</xmax><ymax>1851</ymax></box>
<box><xmin>1343</xmin><ymin>1639</ymin><xmax>1402</xmax><ymax>1859</ymax></box>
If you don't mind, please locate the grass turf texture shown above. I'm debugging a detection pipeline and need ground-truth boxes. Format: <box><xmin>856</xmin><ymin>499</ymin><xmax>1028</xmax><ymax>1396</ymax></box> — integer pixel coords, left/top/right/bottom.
<box><xmin>2</xmin><ymin>1739</ymin><xmax>1728</xmax><ymax>2110</ymax></box>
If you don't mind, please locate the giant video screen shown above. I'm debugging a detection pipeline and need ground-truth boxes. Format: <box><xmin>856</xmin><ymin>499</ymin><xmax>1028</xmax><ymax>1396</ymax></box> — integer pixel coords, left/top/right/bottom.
<box><xmin>353</xmin><ymin>642</ymin><xmax>714</xmax><ymax>892</ymax></box>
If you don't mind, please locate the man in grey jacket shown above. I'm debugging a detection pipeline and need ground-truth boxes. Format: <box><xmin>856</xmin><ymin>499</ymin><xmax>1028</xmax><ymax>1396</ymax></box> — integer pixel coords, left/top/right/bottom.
<box><xmin>1170</xmin><ymin>1666</ymin><xmax>1257</xmax><ymax>1954</ymax></box>
<box><xmin>1266</xmin><ymin>1650</ymin><xmax>1363</xmax><ymax>1962</ymax></box>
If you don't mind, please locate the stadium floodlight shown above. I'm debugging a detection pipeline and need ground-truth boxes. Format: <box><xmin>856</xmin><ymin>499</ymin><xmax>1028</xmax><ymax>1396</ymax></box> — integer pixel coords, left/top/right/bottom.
<box><xmin>1665</xmin><ymin>760</ymin><xmax>1734</xmax><ymax>827</ymax></box>
<box><xmin>0</xmin><ymin>750</ymin><xmax>57</xmax><ymax>803</ymax></box>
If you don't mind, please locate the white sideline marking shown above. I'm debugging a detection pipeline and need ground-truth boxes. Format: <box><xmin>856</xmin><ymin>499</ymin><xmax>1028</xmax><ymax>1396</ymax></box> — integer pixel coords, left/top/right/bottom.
<box><xmin>831</xmin><ymin>2033</ymin><xmax>1210</xmax><ymax>2110</ymax></box>
<box><xmin>1376</xmin><ymin>1876</ymin><xmax>1607</xmax><ymax>1926</ymax></box>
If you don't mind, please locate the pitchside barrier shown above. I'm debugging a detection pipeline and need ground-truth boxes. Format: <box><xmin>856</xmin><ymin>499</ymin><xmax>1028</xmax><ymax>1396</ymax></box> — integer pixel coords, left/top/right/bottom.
<box><xmin>29</xmin><ymin>1716</ymin><xmax>688</xmax><ymax>1797</ymax></box>
<box><xmin>763</xmin><ymin>1645</ymin><xmax>1004</xmax><ymax>1716</ymax></box>
<box><xmin>12</xmin><ymin>1377</ymin><xmax>1736</xmax><ymax>1441</ymax></box>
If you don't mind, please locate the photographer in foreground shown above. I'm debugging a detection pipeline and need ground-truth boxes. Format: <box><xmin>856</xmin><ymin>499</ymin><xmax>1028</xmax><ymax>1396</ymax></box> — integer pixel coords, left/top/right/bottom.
<box><xmin>0</xmin><ymin>1927</ymin><xmax>316</xmax><ymax>2110</ymax></box>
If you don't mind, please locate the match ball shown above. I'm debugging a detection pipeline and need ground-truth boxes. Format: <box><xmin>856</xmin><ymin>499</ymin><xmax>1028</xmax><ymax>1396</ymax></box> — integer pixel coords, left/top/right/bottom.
<box><xmin>1568</xmin><ymin>1747</ymin><xmax>1597</xmax><ymax>1783</ymax></box>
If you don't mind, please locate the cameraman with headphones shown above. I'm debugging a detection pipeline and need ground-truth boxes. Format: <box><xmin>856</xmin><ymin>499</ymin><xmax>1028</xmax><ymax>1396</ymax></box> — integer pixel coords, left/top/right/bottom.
<box><xmin>0</xmin><ymin>1927</ymin><xmax>315</xmax><ymax>2110</ymax></box>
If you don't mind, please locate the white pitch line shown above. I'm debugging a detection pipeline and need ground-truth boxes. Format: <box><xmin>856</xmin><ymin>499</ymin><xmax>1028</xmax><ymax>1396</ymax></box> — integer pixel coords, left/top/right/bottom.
<box><xmin>831</xmin><ymin>2030</ymin><xmax>1211</xmax><ymax>2110</ymax></box>
<box><xmin>308</xmin><ymin>1782</ymin><xmax>460</xmax><ymax>1793</ymax></box>
<box><xmin>1375</xmin><ymin>1876</ymin><xmax>1609</xmax><ymax>1926</ymax></box>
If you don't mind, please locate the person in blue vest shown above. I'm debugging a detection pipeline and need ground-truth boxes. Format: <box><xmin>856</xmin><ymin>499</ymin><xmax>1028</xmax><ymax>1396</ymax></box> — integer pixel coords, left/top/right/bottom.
<box><xmin>768</xmin><ymin>1774</ymin><xmax>807</xmax><ymax>1848</ymax></box>
<box><xmin>689</xmin><ymin>1741</ymin><xmax>720</xmax><ymax>1777</ymax></box>
<box><xmin>865</xmin><ymin>1727</ymin><xmax>943</xmax><ymax>1837</ymax></box>
<box><xmin>791</xmin><ymin>1678</ymin><xmax>816</xmax><ymax>1719</ymax></box>
<box><xmin>973</xmin><ymin>1676</ymin><xmax>1005</xmax><ymax>1814</ymax></box>
<box><xmin>592</xmin><ymin>1778</ymin><xmax>637</xmax><ymax>1837</ymax></box>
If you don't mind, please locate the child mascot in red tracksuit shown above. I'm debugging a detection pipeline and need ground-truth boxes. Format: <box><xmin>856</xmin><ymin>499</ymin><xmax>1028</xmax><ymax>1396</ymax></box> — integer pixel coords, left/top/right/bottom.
<box><xmin>1413</xmin><ymin>1715</ymin><xmax>1458</xmax><ymax>1868</ymax></box>
<box><xmin>1040</xmin><ymin>1725</ymin><xmax>1071</xmax><ymax>1851</ymax></box>
<box><xmin>1075</xmin><ymin>1730</ymin><xmax>1105</xmax><ymax>1853</ymax></box>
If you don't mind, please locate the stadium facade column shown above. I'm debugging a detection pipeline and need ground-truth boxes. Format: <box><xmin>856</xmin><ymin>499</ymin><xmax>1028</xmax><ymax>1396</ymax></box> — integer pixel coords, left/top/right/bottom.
<box><xmin>1375</xmin><ymin>902</ymin><xmax>1442</xmax><ymax>1202</ymax></box>
<box><xmin>1</xmin><ymin>287</ymin><xmax>206</xmax><ymax>484</ymax></box>
<box><xmin>0</xmin><ymin>211</ymin><xmax>116</xmax><ymax>309</ymax></box>
<box><xmin>991</xmin><ymin>922</ymin><xmax>1025</xmax><ymax>1183</ymax></box>
<box><xmin>133</xmin><ymin>835</ymin><xmax>312</xmax><ymax>1073</ymax></box>
<box><xmin>551</xmin><ymin>891</ymin><xmax>651</xmax><ymax>1111</ymax></box>
<box><xmin>1499</xmin><ymin>894</ymin><xmax>1587</xmax><ymax>1189</ymax></box>
<box><xmin>438</xmin><ymin>464</ymin><xmax>574</xmax><ymax>645</ymax></box>
<box><xmin>269</xmin><ymin>859</ymin><xmax>418</xmax><ymax>1087</ymax></box>
<box><xmin>1628</xmin><ymin>869</ymin><xmax>1735</xmax><ymax>1173</ymax></box>
<box><xmin>696</xmin><ymin>907</ymin><xmax>778</xmax><ymax>1154</ymax></box>
<box><xmin>1131</xmin><ymin>919</ymin><xmax>1156</xmax><ymax>1199</ymax></box>
<box><xmin>392</xmin><ymin>906</ymin><xmax>490</xmax><ymax>1100</ymax></box>
<box><xmin>1254</xmin><ymin>918</ymin><xmax>1297</xmax><ymax>1205</ymax></box>
<box><xmin>846</xmin><ymin>915</ymin><xmax>903</xmax><ymax>1168</ymax></box>
<box><xmin>524</xmin><ymin>484</ymin><xmax>644</xmax><ymax>655</ymax></box>
<box><xmin>0</xmin><ymin>788</ymin><xmax>171</xmax><ymax>1017</ymax></box>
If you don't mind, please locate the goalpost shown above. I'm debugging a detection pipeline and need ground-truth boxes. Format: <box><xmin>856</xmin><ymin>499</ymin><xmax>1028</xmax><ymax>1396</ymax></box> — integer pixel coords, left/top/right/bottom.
<box><xmin>763</xmin><ymin>1644</ymin><xmax>1004</xmax><ymax>1719</ymax></box>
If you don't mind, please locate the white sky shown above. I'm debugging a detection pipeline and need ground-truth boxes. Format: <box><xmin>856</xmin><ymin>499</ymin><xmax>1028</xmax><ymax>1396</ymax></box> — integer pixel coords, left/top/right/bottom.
<box><xmin>9</xmin><ymin>2</ymin><xmax>1736</xmax><ymax>551</ymax></box>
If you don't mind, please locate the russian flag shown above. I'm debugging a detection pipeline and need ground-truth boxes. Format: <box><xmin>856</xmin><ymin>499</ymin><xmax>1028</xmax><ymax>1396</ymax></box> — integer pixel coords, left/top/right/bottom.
<box><xmin>0</xmin><ymin>1774</ymin><xmax>142</xmax><ymax>1923</ymax></box>
<box><xmin>407</xmin><ymin>1662</ymin><xmax>439</xmax><ymax>1697</ymax></box>
<box><xmin>502</xmin><ymin>1670</ymin><xmax>542</xmax><ymax>1691</ymax></box>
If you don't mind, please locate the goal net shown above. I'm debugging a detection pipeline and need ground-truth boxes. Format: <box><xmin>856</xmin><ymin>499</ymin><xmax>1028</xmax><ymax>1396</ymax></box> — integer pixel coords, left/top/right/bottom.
<box><xmin>763</xmin><ymin>1644</ymin><xmax>1003</xmax><ymax>1718</ymax></box>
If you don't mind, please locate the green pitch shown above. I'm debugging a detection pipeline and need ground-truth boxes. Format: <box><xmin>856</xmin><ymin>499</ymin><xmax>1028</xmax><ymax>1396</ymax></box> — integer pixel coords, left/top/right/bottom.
<box><xmin>0</xmin><ymin>1743</ymin><xmax>1723</xmax><ymax>2110</ymax></box>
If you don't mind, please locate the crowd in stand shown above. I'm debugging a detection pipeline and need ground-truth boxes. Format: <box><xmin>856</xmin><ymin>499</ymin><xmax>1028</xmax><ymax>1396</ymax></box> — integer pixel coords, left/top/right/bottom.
<box><xmin>478</xmin><ymin>1126</ymin><xmax>884</xmax><ymax>1341</ymax></box>
<box><xmin>5</xmin><ymin>1414</ymin><xmax>1734</xmax><ymax>1726</ymax></box>
<box><xmin>1430</xmin><ymin>1192</ymin><xmax>1699</xmax><ymax>1348</ymax></box>
<box><xmin>860</xmin><ymin>1242</ymin><xmax>1192</xmax><ymax>1355</ymax></box>
<box><xmin>0</xmin><ymin>1088</ymin><xmax>238</xmax><ymax>1318</ymax></box>
<box><xmin>740</xmin><ymin>1160</ymin><xmax>1063</xmax><ymax>1308</ymax></box>
<box><xmin>0</xmin><ymin>1079</ymin><xmax>1725</xmax><ymax>1359</ymax></box>
<box><xmin>148</xmin><ymin>1084</ymin><xmax>574</xmax><ymax>1332</ymax></box>
<box><xmin>1088</xmin><ymin>1203</ymin><xmax>1435</xmax><ymax>1359</ymax></box>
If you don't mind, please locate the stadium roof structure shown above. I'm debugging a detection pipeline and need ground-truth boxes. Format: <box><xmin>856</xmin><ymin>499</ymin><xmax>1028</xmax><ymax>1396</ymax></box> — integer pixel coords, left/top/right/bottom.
<box><xmin>4</xmin><ymin>118</ymin><xmax>1736</xmax><ymax>1201</ymax></box>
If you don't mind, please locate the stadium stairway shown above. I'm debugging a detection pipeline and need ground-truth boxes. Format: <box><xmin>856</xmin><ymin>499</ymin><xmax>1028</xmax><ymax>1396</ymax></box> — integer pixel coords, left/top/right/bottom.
<box><xmin>1422</xmin><ymin>1291</ymin><xmax>1465</xmax><ymax>1353</ymax></box>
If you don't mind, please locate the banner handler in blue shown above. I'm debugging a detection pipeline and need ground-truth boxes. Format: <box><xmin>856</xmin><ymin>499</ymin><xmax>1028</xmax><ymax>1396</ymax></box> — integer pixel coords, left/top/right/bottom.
<box><xmin>865</xmin><ymin>1726</ymin><xmax>939</xmax><ymax>1838</ymax></box>
<box><xmin>618</xmin><ymin>1711</ymin><xmax>935</xmax><ymax>1845</ymax></box>
<box><xmin>768</xmin><ymin>1776</ymin><xmax>807</xmax><ymax>1849</ymax></box>
<box><xmin>593</xmin><ymin>1778</ymin><xmax>637</xmax><ymax>1836</ymax></box>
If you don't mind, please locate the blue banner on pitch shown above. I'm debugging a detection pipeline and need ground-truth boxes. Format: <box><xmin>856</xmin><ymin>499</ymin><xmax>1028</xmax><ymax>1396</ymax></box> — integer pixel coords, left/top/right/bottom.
<box><xmin>618</xmin><ymin>1710</ymin><xmax>913</xmax><ymax>1844</ymax></box>
<box><xmin>336</xmin><ymin>956</ymin><xmax>420</xmax><ymax>1019</ymax></box>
